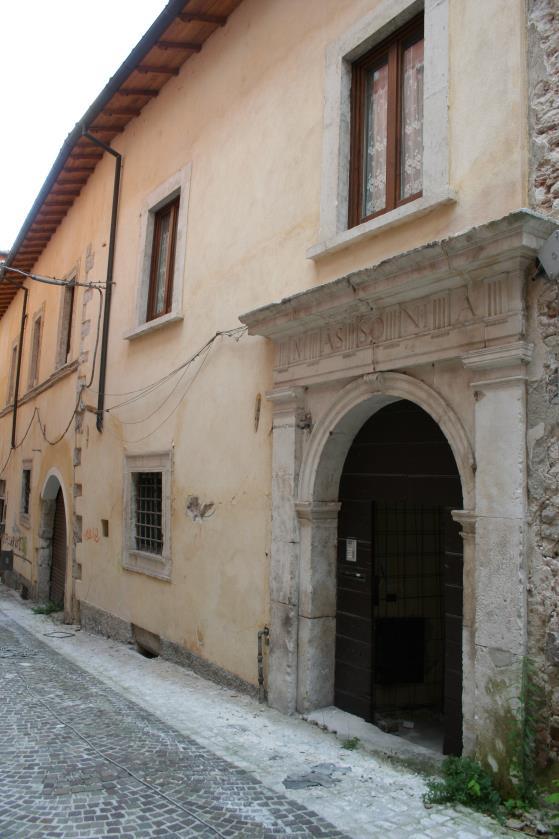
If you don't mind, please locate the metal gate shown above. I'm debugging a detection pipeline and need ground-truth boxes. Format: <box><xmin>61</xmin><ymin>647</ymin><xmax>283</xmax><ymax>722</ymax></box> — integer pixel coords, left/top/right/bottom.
<box><xmin>49</xmin><ymin>488</ymin><xmax>67</xmax><ymax>606</ymax></box>
<box><xmin>334</xmin><ymin>400</ymin><xmax>463</xmax><ymax>754</ymax></box>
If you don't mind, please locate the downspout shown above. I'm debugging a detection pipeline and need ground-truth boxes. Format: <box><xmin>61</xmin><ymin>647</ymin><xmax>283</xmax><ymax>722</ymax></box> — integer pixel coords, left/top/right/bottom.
<box><xmin>11</xmin><ymin>284</ymin><xmax>29</xmax><ymax>449</ymax></box>
<box><xmin>257</xmin><ymin>626</ymin><xmax>270</xmax><ymax>703</ymax></box>
<box><xmin>81</xmin><ymin>130</ymin><xmax>121</xmax><ymax>432</ymax></box>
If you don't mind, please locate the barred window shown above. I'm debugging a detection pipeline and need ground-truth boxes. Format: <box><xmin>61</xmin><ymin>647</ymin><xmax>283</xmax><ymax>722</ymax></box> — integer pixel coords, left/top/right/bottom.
<box><xmin>21</xmin><ymin>467</ymin><xmax>31</xmax><ymax>517</ymax></box>
<box><xmin>124</xmin><ymin>452</ymin><xmax>171</xmax><ymax>580</ymax></box>
<box><xmin>0</xmin><ymin>478</ymin><xmax>6</xmax><ymax>529</ymax></box>
<box><xmin>133</xmin><ymin>471</ymin><xmax>163</xmax><ymax>555</ymax></box>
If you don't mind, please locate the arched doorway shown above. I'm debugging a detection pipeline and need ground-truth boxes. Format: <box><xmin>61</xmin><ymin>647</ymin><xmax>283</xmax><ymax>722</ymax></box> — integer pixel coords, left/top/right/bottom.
<box><xmin>37</xmin><ymin>472</ymin><xmax>69</xmax><ymax>609</ymax></box>
<box><xmin>49</xmin><ymin>488</ymin><xmax>67</xmax><ymax>606</ymax></box>
<box><xmin>335</xmin><ymin>400</ymin><xmax>463</xmax><ymax>753</ymax></box>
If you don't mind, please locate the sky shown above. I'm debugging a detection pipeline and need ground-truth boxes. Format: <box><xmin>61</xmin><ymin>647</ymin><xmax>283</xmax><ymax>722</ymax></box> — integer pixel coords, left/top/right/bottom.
<box><xmin>0</xmin><ymin>0</ymin><xmax>169</xmax><ymax>252</ymax></box>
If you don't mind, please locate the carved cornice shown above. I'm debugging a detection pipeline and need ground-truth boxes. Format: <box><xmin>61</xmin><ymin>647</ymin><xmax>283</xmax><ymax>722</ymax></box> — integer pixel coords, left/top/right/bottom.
<box><xmin>240</xmin><ymin>210</ymin><xmax>557</xmax><ymax>341</ymax></box>
<box><xmin>462</xmin><ymin>341</ymin><xmax>533</xmax><ymax>371</ymax></box>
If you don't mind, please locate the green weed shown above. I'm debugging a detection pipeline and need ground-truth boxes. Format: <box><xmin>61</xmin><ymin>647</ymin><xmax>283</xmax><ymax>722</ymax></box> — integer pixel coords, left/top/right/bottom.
<box><xmin>423</xmin><ymin>756</ymin><xmax>502</xmax><ymax>816</ymax></box>
<box><xmin>32</xmin><ymin>601</ymin><xmax>62</xmax><ymax>615</ymax></box>
<box><xmin>341</xmin><ymin>736</ymin><xmax>360</xmax><ymax>750</ymax></box>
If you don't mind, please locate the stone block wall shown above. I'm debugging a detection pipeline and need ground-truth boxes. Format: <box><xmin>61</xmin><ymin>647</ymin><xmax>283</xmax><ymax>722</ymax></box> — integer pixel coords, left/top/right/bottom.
<box><xmin>527</xmin><ymin>0</ymin><xmax>559</xmax><ymax>761</ymax></box>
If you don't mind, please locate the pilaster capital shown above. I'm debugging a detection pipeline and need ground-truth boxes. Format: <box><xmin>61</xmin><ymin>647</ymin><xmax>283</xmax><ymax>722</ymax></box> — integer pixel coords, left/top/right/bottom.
<box><xmin>295</xmin><ymin>501</ymin><xmax>341</xmax><ymax>523</ymax></box>
<box><xmin>451</xmin><ymin>509</ymin><xmax>477</xmax><ymax>540</ymax></box>
<box><xmin>462</xmin><ymin>342</ymin><xmax>533</xmax><ymax>390</ymax></box>
<box><xmin>267</xmin><ymin>386</ymin><xmax>306</xmax><ymax>417</ymax></box>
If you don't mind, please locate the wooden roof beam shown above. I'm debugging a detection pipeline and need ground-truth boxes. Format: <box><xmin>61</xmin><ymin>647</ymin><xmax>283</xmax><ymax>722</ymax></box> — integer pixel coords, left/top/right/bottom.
<box><xmin>88</xmin><ymin>125</ymin><xmax>125</xmax><ymax>133</ymax></box>
<box><xmin>179</xmin><ymin>12</ymin><xmax>226</xmax><ymax>25</ymax></box>
<box><xmin>119</xmin><ymin>87</ymin><xmax>159</xmax><ymax>96</ymax></box>
<box><xmin>136</xmin><ymin>65</ymin><xmax>180</xmax><ymax>75</ymax></box>
<box><xmin>156</xmin><ymin>40</ymin><xmax>202</xmax><ymax>52</ymax></box>
<box><xmin>104</xmin><ymin>108</ymin><xmax>142</xmax><ymax>116</ymax></box>
<box><xmin>70</xmin><ymin>153</ymin><xmax>103</xmax><ymax>160</ymax></box>
<box><xmin>50</xmin><ymin>187</ymin><xmax>82</xmax><ymax>195</ymax></box>
<box><xmin>57</xmin><ymin>178</ymin><xmax>88</xmax><ymax>186</ymax></box>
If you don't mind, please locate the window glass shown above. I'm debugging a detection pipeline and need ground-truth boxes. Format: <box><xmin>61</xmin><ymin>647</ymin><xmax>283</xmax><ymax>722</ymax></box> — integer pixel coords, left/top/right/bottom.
<box><xmin>363</xmin><ymin>62</ymin><xmax>389</xmax><ymax>217</ymax></box>
<box><xmin>147</xmin><ymin>196</ymin><xmax>179</xmax><ymax>322</ymax></box>
<box><xmin>21</xmin><ymin>469</ymin><xmax>31</xmax><ymax>516</ymax></box>
<box><xmin>349</xmin><ymin>14</ymin><xmax>424</xmax><ymax>227</ymax></box>
<box><xmin>400</xmin><ymin>37</ymin><xmax>424</xmax><ymax>200</ymax></box>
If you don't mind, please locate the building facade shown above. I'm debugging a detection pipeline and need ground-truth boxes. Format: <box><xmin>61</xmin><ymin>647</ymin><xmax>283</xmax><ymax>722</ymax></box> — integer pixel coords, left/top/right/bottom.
<box><xmin>1</xmin><ymin>0</ymin><xmax>558</xmax><ymax>777</ymax></box>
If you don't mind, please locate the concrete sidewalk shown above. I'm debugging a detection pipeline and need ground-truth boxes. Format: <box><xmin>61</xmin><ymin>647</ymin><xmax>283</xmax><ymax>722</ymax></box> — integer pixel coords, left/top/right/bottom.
<box><xmin>0</xmin><ymin>585</ymin><xmax>513</xmax><ymax>838</ymax></box>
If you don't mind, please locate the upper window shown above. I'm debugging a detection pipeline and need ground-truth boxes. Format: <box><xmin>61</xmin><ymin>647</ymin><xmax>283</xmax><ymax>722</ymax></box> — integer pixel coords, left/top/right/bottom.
<box><xmin>0</xmin><ymin>479</ymin><xmax>6</xmax><ymax>534</ymax></box>
<box><xmin>56</xmin><ymin>282</ymin><xmax>76</xmax><ymax>367</ymax></box>
<box><xmin>349</xmin><ymin>15</ymin><xmax>424</xmax><ymax>228</ymax></box>
<box><xmin>6</xmin><ymin>342</ymin><xmax>17</xmax><ymax>405</ymax></box>
<box><xmin>146</xmin><ymin>196</ymin><xmax>180</xmax><ymax>322</ymax></box>
<box><xmin>308</xmin><ymin>0</ymin><xmax>451</xmax><ymax>258</ymax></box>
<box><xmin>125</xmin><ymin>163</ymin><xmax>191</xmax><ymax>340</ymax></box>
<box><xmin>28</xmin><ymin>314</ymin><xmax>43</xmax><ymax>390</ymax></box>
<box><xmin>21</xmin><ymin>465</ymin><xmax>31</xmax><ymax>520</ymax></box>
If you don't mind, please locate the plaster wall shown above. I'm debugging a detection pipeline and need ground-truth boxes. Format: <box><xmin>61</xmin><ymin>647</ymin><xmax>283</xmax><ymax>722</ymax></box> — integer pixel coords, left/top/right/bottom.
<box><xmin>0</xmin><ymin>0</ymin><xmax>532</xmax><ymax>690</ymax></box>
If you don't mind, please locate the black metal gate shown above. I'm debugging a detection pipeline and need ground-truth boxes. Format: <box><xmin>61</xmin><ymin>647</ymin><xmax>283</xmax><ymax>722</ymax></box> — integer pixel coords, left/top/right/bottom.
<box><xmin>49</xmin><ymin>488</ymin><xmax>67</xmax><ymax>606</ymax></box>
<box><xmin>334</xmin><ymin>400</ymin><xmax>463</xmax><ymax>754</ymax></box>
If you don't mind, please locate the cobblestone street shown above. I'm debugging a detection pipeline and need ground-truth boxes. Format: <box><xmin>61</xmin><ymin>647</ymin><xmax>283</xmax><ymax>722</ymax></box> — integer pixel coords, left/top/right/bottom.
<box><xmin>0</xmin><ymin>587</ymin><xmax>513</xmax><ymax>838</ymax></box>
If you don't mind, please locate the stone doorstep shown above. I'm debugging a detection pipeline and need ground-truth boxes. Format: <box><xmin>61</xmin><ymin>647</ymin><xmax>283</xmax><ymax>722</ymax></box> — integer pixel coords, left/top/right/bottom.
<box><xmin>303</xmin><ymin>706</ymin><xmax>445</xmax><ymax>772</ymax></box>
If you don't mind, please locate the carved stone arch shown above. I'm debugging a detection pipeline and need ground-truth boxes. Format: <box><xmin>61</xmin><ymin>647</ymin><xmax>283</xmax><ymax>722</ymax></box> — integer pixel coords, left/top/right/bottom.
<box><xmin>37</xmin><ymin>469</ymin><xmax>70</xmax><ymax>604</ymax></box>
<box><xmin>298</xmin><ymin>372</ymin><xmax>475</xmax><ymax>510</ymax></box>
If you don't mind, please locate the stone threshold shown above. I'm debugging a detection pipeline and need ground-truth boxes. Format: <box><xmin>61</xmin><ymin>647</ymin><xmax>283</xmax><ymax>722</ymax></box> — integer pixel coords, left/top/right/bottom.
<box><xmin>303</xmin><ymin>705</ymin><xmax>444</xmax><ymax>772</ymax></box>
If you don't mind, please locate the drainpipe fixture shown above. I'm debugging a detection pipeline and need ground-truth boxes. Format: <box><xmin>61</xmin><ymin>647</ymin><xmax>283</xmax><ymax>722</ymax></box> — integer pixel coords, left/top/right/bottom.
<box><xmin>81</xmin><ymin>130</ymin><xmax>122</xmax><ymax>432</ymax></box>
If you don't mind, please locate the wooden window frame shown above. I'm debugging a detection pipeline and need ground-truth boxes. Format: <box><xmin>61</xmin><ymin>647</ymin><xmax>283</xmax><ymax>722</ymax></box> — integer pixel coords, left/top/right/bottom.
<box><xmin>28</xmin><ymin>313</ymin><xmax>43</xmax><ymax>390</ymax></box>
<box><xmin>7</xmin><ymin>342</ymin><xmax>18</xmax><ymax>405</ymax></box>
<box><xmin>57</xmin><ymin>282</ymin><xmax>76</xmax><ymax>367</ymax></box>
<box><xmin>349</xmin><ymin>13</ymin><xmax>424</xmax><ymax>229</ymax></box>
<box><xmin>20</xmin><ymin>463</ymin><xmax>31</xmax><ymax>522</ymax></box>
<box><xmin>146</xmin><ymin>196</ymin><xmax>180</xmax><ymax>323</ymax></box>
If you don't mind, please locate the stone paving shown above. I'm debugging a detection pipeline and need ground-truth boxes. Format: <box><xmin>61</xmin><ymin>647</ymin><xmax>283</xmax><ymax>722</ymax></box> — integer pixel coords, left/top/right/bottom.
<box><xmin>0</xmin><ymin>588</ymin><xmax>515</xmax><ymax>838</ymax></box>
<box><xmin>0</xmin><ymin>612</ymin><xmax>347</xmax><ymax>838</ymax></box>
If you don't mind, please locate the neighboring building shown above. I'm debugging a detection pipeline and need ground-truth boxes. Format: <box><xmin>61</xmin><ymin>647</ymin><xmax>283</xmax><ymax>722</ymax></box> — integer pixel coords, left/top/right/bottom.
<box><xmin>1</xmin><ymin>0</ymin><xmax>558</xmax><ymax>779</ymax></box>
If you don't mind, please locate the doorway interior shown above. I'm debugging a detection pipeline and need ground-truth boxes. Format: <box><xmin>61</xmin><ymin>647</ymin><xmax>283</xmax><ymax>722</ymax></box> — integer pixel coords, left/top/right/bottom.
<box><xmin>335</xmin><ymin>399</ymin><xmax>463</xmax><ymax>754</ymax></box>
<box><xmin>49</xmin><ymin>488</ymin><xmax>67</xmax><ymax>607</ymax></box>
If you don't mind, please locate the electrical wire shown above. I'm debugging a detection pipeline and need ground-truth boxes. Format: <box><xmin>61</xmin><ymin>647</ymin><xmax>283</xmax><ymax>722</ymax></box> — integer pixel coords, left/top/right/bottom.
<box><xmin>103</xmin><ymin>325</ymin><xmax>246</xmax><ymax>408</ymax></box>
<box><xmin>117</xmin><ymin>341</ymin><xmax>213</xmax><ymax>444</ymax></box>
<box><xmin>0</xmin><ymin>265</ymin><xmax>107</xmax><ymax>289</ymax></box>
<box><xmin>106</xmin><ymin>326</ymin><xmax>245</xmax><ymax>419</ymax></box>
<box><xmin>0</xmin><ymin>288</ymin><xmax>103</xmax><ymax>476</ymax></box>
<box><xmin>0</xmin><ymin>321</ymin><xmax>246</xmax><ymax>475</ymax></box>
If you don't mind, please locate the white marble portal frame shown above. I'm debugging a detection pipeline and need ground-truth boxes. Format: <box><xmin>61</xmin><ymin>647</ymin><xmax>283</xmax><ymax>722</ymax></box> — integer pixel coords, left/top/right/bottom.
<box><xmin>242</xmin><ymin>210</ymin><xmax>559</xmax><ymax>766</ymax></box>
<box><xmin>308</xmin><ymin>0</ymin><xmax>452</xmax><ymax>259</ymax></box>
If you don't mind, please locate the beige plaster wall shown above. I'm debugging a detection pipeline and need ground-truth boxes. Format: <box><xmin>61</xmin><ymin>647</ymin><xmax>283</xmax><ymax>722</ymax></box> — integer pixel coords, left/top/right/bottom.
<box><xmin>1</xmin><ymin>0</ymin><xmax>529</xmax><ymax>686</ymax></box>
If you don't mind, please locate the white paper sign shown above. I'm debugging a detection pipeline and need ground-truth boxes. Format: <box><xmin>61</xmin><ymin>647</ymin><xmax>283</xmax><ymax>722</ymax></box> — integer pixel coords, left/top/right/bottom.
<box><xmin>346</xmin><ymin>538</ymin><xmax>357</xmax><ymax>563</ymax></box>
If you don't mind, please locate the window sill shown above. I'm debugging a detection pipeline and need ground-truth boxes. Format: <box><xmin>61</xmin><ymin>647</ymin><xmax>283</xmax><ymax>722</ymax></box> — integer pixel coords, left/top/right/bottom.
<box><xmin>124</xmin><ymin>312</ymin><xmax>183</xmax><ymax>341</ymax></box>
<box><xmin>306</xmin><ymin>190</ymin><xmax>457</xmax><ymax>261</ymax></box>
<box><xmin>123</xmin><ymin>549</ymin><xmax>171</xmax><ymax>581</ymax></box>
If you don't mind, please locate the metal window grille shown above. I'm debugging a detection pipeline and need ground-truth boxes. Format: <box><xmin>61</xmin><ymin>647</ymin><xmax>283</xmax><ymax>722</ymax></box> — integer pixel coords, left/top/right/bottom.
<box><xmin>133</xmin><ymin>471</ymin><xmax>163</xmax><ymax>555</ymax></box>
<box><xmin>21</xmin><ymin>469</ymin><xmax>31</xmax><ymax>515</ymax></box>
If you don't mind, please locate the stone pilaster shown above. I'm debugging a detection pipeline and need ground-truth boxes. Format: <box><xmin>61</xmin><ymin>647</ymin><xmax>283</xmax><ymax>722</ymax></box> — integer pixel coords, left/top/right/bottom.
<box><xmin>267</xmin><ymin>386</ymin><xmax>306</xmax><ymax>714</ymax></box>
<box><xmin>462</xmin><ymin>342</ymin><xmax>532</xmax><ymax>770</ymax></box>
<box><xmin>295</xmin><ymin>501</ymin><xmax>340</xmax><ymax>712</ymax></box>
